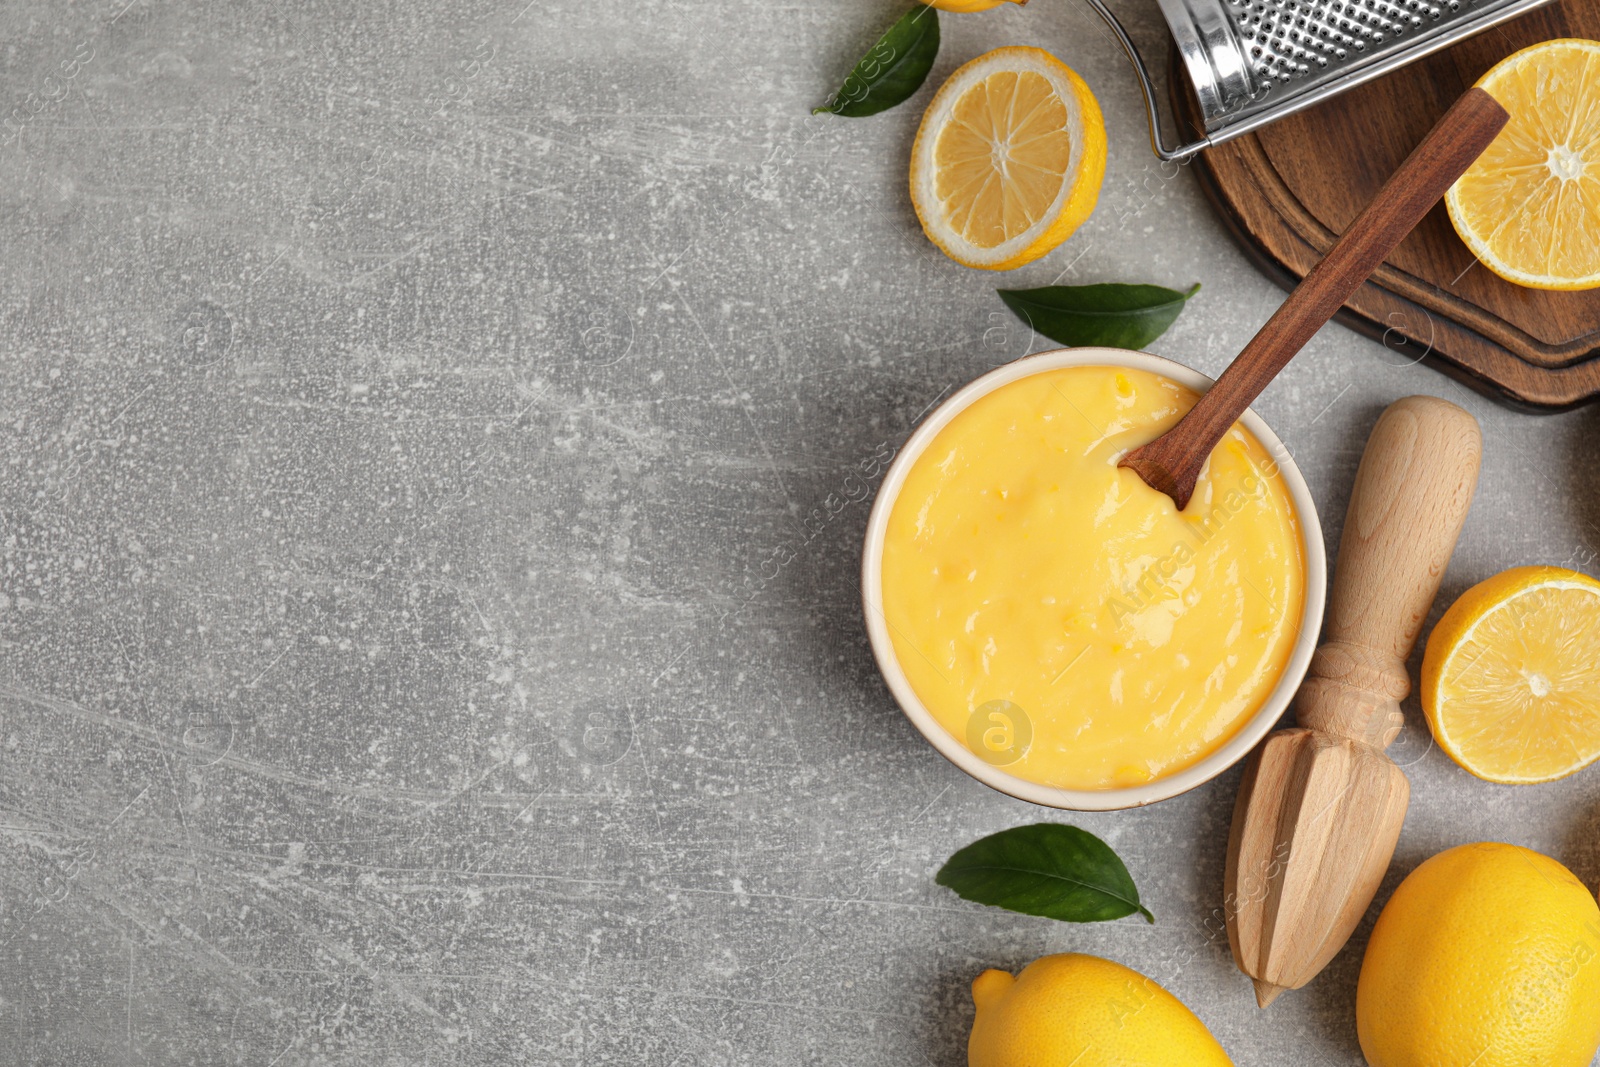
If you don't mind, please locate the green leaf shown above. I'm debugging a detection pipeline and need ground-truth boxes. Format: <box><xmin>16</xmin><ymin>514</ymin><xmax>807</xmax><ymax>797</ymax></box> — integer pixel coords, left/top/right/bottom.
<box><xmin>997</xmin><ymin>282</ymin><xmax>1201</xmax><ymax>350</ymax></box>
<box><xmin>935</xmin><ymin>823</ymin><xmax>1154</xmax><ymax>924</ymax></box>
<box><xmin>814</xmin><ymin>6</ymin><xmax>940</xmax><ymax>118</ymax></box>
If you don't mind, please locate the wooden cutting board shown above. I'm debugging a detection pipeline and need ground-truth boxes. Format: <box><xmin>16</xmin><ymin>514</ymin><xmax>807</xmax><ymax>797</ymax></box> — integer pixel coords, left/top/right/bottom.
<box><xmin>1178</xmin><ymin>1</ymin><xmax>1600</xmax><ymax>410</ymax></box>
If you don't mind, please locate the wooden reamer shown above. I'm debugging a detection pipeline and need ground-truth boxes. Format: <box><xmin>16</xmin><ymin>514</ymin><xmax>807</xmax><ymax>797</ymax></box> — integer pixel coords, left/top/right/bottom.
<box><xmin>1224</xmin><ymin>395</ymin><xmax>1481</xmax><ymax>1007</ymax></box>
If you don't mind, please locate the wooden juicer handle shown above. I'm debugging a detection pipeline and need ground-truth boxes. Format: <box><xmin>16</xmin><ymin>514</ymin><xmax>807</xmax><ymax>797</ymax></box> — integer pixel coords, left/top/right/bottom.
<box><xmin>1225</xmin><ymin>395</ymin><xmax>1481</xmax><ymax>1007</ymax></box>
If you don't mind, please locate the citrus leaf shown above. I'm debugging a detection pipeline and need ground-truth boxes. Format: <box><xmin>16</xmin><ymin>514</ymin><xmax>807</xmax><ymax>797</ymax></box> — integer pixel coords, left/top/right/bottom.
<box><xmin>814</xmin><ymin>6</ymin><xmax>940</xmax><ymax>118</ymax></box>
<box><xmin>997</xmin><ymin>282</ymin><xmax>1201</xmax><ymax>350</ymax></box>
<box><xmin>935</xmin><ymin>823</ymin><xmax>1154</xmax><ymax>924</ymax></box>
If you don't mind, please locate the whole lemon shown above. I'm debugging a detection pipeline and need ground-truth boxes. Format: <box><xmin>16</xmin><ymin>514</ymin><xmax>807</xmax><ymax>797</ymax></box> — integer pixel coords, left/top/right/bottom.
<box><xmin>1357</xmin><ymin>842</ymin><xmax>1600</xmax><ymax>1067</ymax></box>
<box><xmin>968</xmin><ymin>953</ymin><xmax>1233</xmax><ymax>1067</ymax></box>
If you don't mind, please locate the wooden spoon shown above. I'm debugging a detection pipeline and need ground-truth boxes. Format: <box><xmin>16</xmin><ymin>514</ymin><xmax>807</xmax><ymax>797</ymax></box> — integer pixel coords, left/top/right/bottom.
<box><xmin>1120</xmin><ymin>87</ymin><xmax>1507</xmax><ymax>510</ymax></box>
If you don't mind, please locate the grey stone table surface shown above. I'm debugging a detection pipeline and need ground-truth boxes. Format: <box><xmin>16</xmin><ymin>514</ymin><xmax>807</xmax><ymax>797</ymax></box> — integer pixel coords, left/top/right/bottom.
<box><xmin>1</xmin><ymin>0</ymin><xmax>1597</xmax><ymax>1064</ymax></box>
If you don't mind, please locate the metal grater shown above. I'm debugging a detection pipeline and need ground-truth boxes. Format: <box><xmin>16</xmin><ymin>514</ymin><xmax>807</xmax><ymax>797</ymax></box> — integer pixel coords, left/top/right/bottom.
<box><xmin>1083</xmin><ymin>0</ymin><xmax>1554</xmax><ymax>159</ymax></box>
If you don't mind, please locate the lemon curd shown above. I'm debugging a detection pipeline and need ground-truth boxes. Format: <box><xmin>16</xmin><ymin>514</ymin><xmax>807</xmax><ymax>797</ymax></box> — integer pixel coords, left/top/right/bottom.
<box><xmin>881</xmin><ymin>365</ymin><xmax>1306</xmax><ymax>791</ymax></box>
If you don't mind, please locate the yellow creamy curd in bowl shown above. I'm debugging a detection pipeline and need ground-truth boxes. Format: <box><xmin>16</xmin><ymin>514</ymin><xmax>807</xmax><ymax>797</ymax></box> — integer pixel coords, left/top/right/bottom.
<box><xmin>862</xmin><ymin>350</ymin><xmax>1325</xmax><ymax>809</ymax></box>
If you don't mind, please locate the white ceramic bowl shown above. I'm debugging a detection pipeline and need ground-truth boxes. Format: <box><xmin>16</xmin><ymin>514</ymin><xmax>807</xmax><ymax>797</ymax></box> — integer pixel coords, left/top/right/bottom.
<box><xmin>861</xmin><ymin>348</ymin><xmax>1327</xmax><ymax>810</ymax></box>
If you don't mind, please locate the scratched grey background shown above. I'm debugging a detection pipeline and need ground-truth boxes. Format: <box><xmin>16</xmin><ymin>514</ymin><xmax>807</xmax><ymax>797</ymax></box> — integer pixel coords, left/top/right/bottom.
<box><xmin>1</xmin><ymin>0</ymin><xmax>1597</xmax><ymax>1063</ymax></box>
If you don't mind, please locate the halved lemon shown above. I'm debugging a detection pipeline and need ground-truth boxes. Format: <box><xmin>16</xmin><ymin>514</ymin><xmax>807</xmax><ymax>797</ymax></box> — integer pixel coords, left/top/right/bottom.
<box><xmin>909</xmin><ymin>47</ymin><xmax>1105</xmax><ymax>271</ymax></box>
<box><xmin>1421</xmin><ymin>565</ymin><xmax>1600</xmax><ymax>784</ymax></box>
<box><xmin>1445</xmin><ymin>39</ymin><xmax>1600</xmax><ymax>291</ymax></box>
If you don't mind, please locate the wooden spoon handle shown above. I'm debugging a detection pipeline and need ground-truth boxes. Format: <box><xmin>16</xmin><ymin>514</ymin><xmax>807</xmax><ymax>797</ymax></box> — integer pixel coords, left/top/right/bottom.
<box><xmin>1297</xmin><ymin>395</ymin><xmax>1482</xmax><ymax>744</ymax></box>
<box><xmin>1121</xmin><ymin>87</ymin><xmax>1508</xmax><ymax>509</ymax></box>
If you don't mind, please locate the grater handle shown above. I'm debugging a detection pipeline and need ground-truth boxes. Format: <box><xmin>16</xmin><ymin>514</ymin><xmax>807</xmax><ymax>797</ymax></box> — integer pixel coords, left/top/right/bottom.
<box><xmin>1079</xmin><ymin>0</ymin><xmax>1211</xmax><ymax>161</ymax></box>
<box><xmin>1118</xmin><ymin>87</ymin><xmax>1508</xmax><ymax>510</ymax></box>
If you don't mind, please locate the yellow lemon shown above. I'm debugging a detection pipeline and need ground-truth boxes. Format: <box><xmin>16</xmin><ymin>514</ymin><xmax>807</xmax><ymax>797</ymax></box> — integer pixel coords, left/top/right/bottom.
<box><xmin>1420</xmin><ymin>565</ymin><xmax>1600</xmax><ymax>783</ymax></box>
<box><xmin>1357</xmin><ymin>842</ymin><xmax>1600</xmax><ymax>1067</ymax></box>
<box><xmin>920</xmin><ymin>0</ymin><xmax>1025</xmax><ymax>10</ymax></box>
<box><xmin>1446</xmin><ymin>39</ymin><xmax>1600</xmax><ymax>290</ymax></box>
<box><xmin>968</xmin><ymin>954</ymin><xmax>1233</xmax><ymax>1067</ymax></box>
<box><xmin>909</xmin><ymin>47</ymin><xmax>1106</xmax><ymax>271</ymax></box>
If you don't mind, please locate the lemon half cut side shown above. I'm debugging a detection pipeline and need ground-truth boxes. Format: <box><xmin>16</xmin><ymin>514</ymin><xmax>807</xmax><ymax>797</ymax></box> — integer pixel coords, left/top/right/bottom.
<box><xmin>909</xmin><ymin>47</ymin><xmax>1106</xmax><ymax>271</ymax></box>
<box><xmin>1446</xmin><ymin>39</ymin><xmax>1600</xmax><ymax>290</ymax></box>
<box><xmin>1421</xmin><ymin>565</ymin><xmax>1600</xmax><ymax>784</ymax></box>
